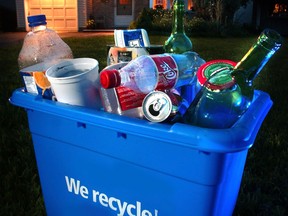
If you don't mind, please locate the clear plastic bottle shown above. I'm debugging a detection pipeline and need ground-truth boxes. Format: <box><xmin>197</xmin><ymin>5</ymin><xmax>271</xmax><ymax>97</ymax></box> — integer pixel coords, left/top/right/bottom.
<box><xmin>18</xmin><ymin>14</ymin><xmax>73</xmax><ymax>69</ymax></box>
<box><xmin>99</xmin><ymin>51</ymin><xmax>205</xmax><ymax>94</ymax></box>
<box><xmin>164</xmin><ymin>0</ymin><xmax>193</xmax><ymax>54</ymax></box>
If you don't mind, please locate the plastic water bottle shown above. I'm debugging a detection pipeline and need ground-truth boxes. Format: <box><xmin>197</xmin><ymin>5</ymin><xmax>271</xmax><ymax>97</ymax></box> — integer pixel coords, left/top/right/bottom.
<box><xmin>164</xmin><ymin>0</ymin><xmax>192</xmax><ymax>54</ymax></box>
<box><xmin>99</xmin><ymin>51</ymin><xmax>205</xmax><ymax>94</ymax></box>
<box><xmin>18</xmin><ymin>14</ymin><xmax>73</xmax><ymax>69</ymax></box>
<box><xmin>182</xmin><ymin>29</ymin><xmax>282</xmax><ymax>129</ymax></box>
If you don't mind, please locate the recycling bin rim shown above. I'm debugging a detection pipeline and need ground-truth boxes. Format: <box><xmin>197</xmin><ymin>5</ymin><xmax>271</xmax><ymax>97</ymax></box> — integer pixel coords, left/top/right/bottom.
<box><xmin>10</xmin><ymin>88</ymin><xmax>272</xmax><ymax>153</ymax></box>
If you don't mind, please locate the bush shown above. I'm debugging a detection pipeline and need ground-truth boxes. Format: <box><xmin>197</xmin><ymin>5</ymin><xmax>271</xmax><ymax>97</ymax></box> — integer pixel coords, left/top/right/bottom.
<box><xmin>130</xmin><ymin>8</ymin><xmax>251</xmax><ymax>37</ymax></box>
<box><xmin>129</xmin><ymin>8</ymin><xmax>154</xmax><ymax>31</ymax></box>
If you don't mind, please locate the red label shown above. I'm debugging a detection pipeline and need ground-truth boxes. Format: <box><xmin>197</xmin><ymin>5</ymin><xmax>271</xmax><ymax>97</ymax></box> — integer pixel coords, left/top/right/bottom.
<box><xmin>116</xmin><ymin>86</ymin><xmax>146</xmax><ymax>111</ymax></box>
<box><xmin>151</xmin><ymin>55</ymin><xmax>178</xmax><ymax>91</ymax></box>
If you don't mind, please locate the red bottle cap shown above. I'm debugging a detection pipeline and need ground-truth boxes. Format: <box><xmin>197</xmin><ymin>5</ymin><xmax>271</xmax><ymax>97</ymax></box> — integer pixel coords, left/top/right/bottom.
<box><xmin>197</xmin><ymin>60</ymin><xmax>237</xmax><ymax>91</ymax></box>
<box><xmin>100</xmin><ymin>69</ymin><xmax>121</xmax><ymax>89</ymax></box>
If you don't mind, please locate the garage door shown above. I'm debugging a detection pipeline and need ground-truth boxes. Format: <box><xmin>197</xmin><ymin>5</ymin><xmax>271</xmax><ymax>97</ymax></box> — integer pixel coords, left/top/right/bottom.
<box><xmin>28</xmin><ymin>0</ymin><xmax>78</xmax><ymax>32</ymax></box>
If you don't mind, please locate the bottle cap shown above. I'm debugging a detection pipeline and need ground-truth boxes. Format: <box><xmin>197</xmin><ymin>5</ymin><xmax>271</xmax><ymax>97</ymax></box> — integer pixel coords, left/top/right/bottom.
<box><xmin>100</xmin><ymin>69</ymin><xmax>121</xmax><ymax>89</ymax></box>
<box><xmin>197</xmin><ymin>60</ymin><xmax>237</xmax><ymax>91</ymax></box>
<box><xmin>28</xmin><ymin>14</ymin><xmax>47</xmax><ymax>27</ymax></box>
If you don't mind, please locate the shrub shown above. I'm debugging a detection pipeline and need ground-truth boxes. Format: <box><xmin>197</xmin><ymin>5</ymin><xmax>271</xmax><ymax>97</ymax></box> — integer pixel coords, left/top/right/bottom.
<box><xmin>130</xmin><ymin>8</ymin><xmax>251</xmax><ymax>37</ymax></box>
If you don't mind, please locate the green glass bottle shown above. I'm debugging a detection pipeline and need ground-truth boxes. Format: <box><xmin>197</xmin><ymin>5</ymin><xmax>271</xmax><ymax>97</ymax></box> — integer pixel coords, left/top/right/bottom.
<box><xmin>182</xmin><ymin>29</ymin><xmax>282</xmax><ymax>128</ymax></box>
<box><xmin>164</xmin><ymin>0</ymin><xmax>193</xmax><ymax>54</ymax></box>
<box><xmin>231</xmin><ymin>28</ymin><xmax>282</xmax><ymax>105</ymax></box>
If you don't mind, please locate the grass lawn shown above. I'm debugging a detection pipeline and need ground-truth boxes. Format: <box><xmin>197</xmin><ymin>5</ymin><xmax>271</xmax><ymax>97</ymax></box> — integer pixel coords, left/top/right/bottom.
<box><xmin>0</xmin><ymin>34</ymin><xmax>287</xmax><ymax>216</ymax></box>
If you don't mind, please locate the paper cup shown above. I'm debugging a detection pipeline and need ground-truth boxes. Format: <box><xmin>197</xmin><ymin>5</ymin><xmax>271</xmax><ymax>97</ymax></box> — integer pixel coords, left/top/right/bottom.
<box><xmin>46</xmin><ymin>58</ymin><xmax>102</xmax><ymax>109</ymax></box>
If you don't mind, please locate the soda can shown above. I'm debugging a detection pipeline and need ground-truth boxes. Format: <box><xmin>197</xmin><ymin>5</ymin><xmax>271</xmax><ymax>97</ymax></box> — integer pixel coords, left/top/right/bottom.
<box><xmin>142</xmin><ymin>91</ymin><xmax>173</xmax><ymax>122</ymax></box>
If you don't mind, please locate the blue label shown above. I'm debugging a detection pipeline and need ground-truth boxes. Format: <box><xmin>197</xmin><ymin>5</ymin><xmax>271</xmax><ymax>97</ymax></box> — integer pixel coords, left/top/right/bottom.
<box><xmin>123</xmin><ymin>30</ymin><xmax>145</xmax><ymax>47</ymax></box>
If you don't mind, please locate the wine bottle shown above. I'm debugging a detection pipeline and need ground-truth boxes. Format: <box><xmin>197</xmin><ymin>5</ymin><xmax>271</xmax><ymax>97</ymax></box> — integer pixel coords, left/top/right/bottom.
<box><xmin>164</xmin><ymin>0</ymin><xmax>192</xmax><ymax>54</ymax></box>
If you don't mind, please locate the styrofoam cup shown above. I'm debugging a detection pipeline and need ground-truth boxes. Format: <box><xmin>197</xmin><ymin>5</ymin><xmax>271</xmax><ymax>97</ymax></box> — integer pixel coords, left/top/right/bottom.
<box><xmin>46</xmin><ymin>58</ymin><xmax>102</xmax><ymax>109</ymax></box>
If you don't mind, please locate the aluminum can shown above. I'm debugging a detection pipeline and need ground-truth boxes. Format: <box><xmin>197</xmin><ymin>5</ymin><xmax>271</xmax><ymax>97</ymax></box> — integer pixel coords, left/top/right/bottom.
<box><xmin>142</xmin><ymin>91</ymin><xmax>173</xmax><ymax>122</ymax></box>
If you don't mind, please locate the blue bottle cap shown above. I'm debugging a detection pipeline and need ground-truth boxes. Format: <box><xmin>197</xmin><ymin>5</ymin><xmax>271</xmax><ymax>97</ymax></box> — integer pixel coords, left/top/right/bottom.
<box><xmin>28</xmin><ymin>14</ymin><xmax>47</xmax><ymax>27</ymax></box>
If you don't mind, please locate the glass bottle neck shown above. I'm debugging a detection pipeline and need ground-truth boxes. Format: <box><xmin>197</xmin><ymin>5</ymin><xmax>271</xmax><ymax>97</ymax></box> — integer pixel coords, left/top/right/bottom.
<box><xmin>172</xmin><ymin>1</ymin><xmax>185</xmax><ymax>34</ymax></box>
<box><xmin>232</xmin><ymin>29</ymin><xmax>282</xmax><ymax>82</ymax></box>
<box><xmin>31</xmin><ymin>25</ymin><xmax>47</xmax><ymax>32</ymax></box>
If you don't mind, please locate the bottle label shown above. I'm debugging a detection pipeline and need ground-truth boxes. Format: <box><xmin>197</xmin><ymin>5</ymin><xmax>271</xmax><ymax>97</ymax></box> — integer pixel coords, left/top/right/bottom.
<box><xmin>151</xmin><ymin>55</ymin><xmax>179</xmax><ymax>91</ymax></box>
<box><xmin>115</xmin><ymin>29</ymin><xmax>147</xmax><ymax>47</ymax></box>
<box><xmin>116</xmin><ymin>86</ymin><xmax>146</xmax><ymax>111</ymax></box>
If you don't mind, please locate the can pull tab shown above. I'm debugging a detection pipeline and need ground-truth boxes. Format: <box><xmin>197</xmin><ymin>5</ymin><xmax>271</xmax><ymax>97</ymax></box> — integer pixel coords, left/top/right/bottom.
<box><xmin>149</xmin><ymin>98</ymin><xmax>167</xmax><ymax>116</ymax></box>
<box><xmin>142</xmin><ymin>91</ymin><xmax>172</xmax><ymax>122</ymax></box>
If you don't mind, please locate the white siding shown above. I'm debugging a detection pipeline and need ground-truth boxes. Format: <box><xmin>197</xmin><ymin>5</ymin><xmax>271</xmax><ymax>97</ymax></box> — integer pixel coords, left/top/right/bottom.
<box><xmin>77</xmin><ymin>0</ymin><xmax>87</xmax><ymax>29</ymax></box>
<box><xmin>15</xmin><ymin>0</ymin><xmax>26</xmax><ymax>29</ymax></box>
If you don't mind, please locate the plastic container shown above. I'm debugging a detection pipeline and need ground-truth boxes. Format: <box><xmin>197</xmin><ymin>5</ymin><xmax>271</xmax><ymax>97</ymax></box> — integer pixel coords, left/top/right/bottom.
<box><xmin>18</xmin><ymin>14</ymin><xmax>73</xmax><ymax>100</ymax></box>
<box><xmin>10</xmin><ymin>89</ymin><xmax>272</xmax><ymax>216</ymax></box>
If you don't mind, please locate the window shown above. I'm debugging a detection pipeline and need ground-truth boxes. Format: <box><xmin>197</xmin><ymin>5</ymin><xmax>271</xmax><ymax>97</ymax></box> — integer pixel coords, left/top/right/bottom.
<box><xmin>271</xmin><ymin>1</ymin><xmax>288</xmax><ymax>17</ymax></box>
<box><xmin>154</xmin><ymin>0</ymin><xmax>166</xmax><ymax>9</ymax></box>
<box><xmin>117</xmin><ymin>0</ymin><xmax>132</xmax><ymax>15</ymax></box>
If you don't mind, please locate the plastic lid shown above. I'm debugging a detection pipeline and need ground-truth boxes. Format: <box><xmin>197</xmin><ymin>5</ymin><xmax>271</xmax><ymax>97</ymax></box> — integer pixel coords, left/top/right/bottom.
<box><xmin>28</xmin><ymin>14</ymin><xmax>47</xmax><ymax>27</ymax></box>
<box><xmin>100</xmin><ymin>69</ymin><xmax>121</xmax><ymax>89</ymax></box>
<box><xmin>197</xmin><ymin>60</ymin><xmax>237</xmax><ymax>91</ymax></box>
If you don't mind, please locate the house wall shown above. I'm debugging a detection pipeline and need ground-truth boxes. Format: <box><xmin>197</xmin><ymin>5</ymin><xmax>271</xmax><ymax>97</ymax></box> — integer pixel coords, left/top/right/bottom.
<box><xmin>78</xmin><ymin>0</ymin><xmax>88</xmax><ymax>30</ymax></box>
<box><xmin>15</xmin><ymin>0</ymin><xmax>193</xmax><ymax>31</ymax></box>
<box><xmin>15</xmin><ymin>0</ymin><xmax>25</xmax><ymax>31</ymax></box>
<box><xmin>135</xmin><ymin>0</ymin><xmax>149</xmax><ymax>18</ymax></box>
<box><xmin>91</xmin><ymin>0</ymin><xmax>149</xmax><ymax>29</ymax></box>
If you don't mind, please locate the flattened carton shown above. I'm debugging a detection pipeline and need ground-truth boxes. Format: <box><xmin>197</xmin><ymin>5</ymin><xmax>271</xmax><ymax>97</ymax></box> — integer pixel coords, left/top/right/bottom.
<box><xmin>10</xmin><ymin>89</ymin><xmax>272</xmax><ymax>216</ymax></box>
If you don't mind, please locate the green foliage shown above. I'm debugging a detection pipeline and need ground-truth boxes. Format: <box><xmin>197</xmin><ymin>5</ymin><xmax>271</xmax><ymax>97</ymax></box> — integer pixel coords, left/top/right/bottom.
<box><xmin>129</xmin><ymin>8</ymin><xmax>154</xmax><ymax>31</ymax></box>
<box><xmin>130</xmin><ymin>8</ymin><xmax>249</xmax><ymax>37</ymax></box>
<box><xmin>86</xmin><ymin>19</ymin><xmax>96</xmax><ymax>29</ymax></box>
<box><xmin>86</xmin><ymin>15</ymin><xmax>97</xmax><ymax>29</ymax></box>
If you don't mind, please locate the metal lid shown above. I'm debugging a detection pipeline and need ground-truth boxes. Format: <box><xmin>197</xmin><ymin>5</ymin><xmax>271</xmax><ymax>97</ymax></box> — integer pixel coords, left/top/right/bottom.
<box><xmin>197</xmin><ymin>60</ymin><xmax>237</xmax><ymax>91</ymax></box>
<box><xmin>142</xmin><ymin>91</ymin><xmax>172</xmax><ymax>122</ymax></box>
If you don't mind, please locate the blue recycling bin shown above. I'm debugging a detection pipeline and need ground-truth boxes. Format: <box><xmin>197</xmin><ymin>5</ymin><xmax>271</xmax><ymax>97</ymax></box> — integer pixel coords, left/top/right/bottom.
<box><xmin>10</xmin><ymin>88</ymin><xmax>272</xmax><ymax>216</ymax></box>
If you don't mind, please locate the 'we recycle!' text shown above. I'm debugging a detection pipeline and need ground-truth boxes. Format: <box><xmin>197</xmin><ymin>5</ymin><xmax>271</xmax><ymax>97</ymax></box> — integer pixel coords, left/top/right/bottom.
<box><xmin>65</xmin><ymin>176</ymin><xmax>159</xmax><ymax>216</ymax></box>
